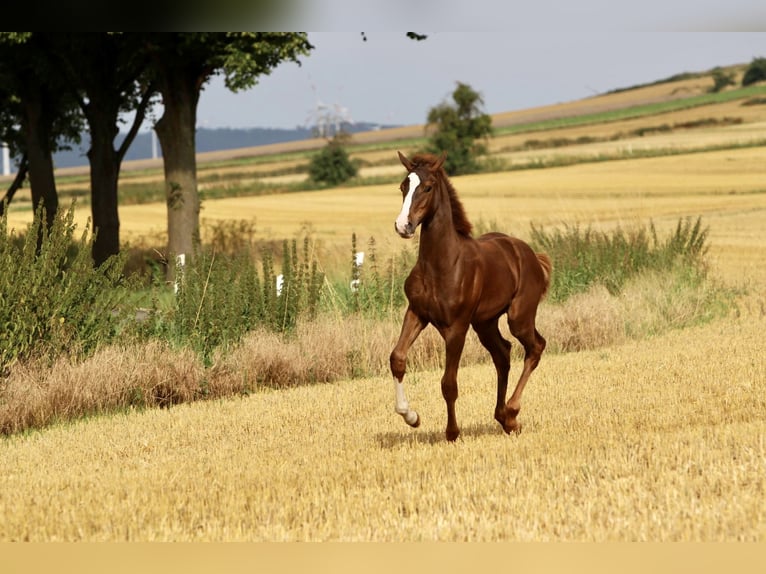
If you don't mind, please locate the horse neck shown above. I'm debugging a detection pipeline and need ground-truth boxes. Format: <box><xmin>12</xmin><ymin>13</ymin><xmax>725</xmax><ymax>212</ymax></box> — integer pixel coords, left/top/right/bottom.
<box><xmin>418</xmin><ymin>182</ymin><xmax>463</xmax><ymax>271</ymax></box>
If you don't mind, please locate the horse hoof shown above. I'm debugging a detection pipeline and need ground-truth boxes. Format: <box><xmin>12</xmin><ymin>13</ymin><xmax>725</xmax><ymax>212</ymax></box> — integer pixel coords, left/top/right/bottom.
<box><xmin>446</xmin><ymin>429</ymin><xmax>460</xmax><ymax>442</ymax></box>
<box><xmin>409</xmin><ymin>414</ymin><xmax>421</xmax><ymax>428</ymax></box>
<box><xmin>504</xmin><ymin>419</ymin><xmax>522</xmax><ymax>435</ymax></box>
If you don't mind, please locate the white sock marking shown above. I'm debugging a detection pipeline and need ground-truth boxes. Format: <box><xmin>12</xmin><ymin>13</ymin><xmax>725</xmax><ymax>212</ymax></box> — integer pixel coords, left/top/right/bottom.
<box><xmin>394</xmin><ymin>379</ymin><xmax>418</xmax><ymax>425</ymax></box>
<box><xmin>395</xmin><ymin>172</ymin><xmax>420</xmax><ymax>236</ymax></box>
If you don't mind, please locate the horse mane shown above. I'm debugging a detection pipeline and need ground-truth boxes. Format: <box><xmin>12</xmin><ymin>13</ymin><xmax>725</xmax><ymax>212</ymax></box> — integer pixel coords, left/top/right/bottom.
<box><xmin>409</xmin><ymin>153</ymin><xmax>473</xmax><ymax>237</ymax></box>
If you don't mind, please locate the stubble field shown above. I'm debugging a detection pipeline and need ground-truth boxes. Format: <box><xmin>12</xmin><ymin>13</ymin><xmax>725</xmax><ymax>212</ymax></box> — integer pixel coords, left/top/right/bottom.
<box><xmin>1</xmin><ymin>73</ymin><xmax>765</xmax><ymax>541</ymax></box>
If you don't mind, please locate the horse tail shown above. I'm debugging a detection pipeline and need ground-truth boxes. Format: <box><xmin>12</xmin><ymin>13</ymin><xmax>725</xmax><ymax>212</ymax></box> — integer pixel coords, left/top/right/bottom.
<box><xmin>536</xmin><ymin>252</ymin><xmax>552</xmax><ymax>299</ymax></box>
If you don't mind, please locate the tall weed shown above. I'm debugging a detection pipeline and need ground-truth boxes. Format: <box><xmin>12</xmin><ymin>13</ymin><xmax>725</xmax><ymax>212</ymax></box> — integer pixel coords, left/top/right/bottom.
<box><xmin>342</xmin><ymin>233</ymin><xmax>414</xmax><ymax>317</ymax></box>
<box><xmin>136</xmin><ymin>236</ymin><xmax>325</xmax><ymax>364</ymax></box>
<box><xmin>0</xmin><ymin>205</ymin><xmax>132</xmax><ymax>373</ymax></box>
<box><xmin>529</xmin><ymin>216</ymin><xmax>710</xmax><ymax>303</ymax></box>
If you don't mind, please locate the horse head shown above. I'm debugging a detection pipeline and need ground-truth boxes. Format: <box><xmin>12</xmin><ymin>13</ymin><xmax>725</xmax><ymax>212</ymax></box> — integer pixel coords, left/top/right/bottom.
<box><xmin>394</xmin><ymin>151</ymin><xmax>446</xmax><ymax>239</ymax></box>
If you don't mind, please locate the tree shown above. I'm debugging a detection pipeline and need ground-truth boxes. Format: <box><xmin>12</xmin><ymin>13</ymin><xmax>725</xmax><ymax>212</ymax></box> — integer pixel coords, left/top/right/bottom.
<box><xmin>48</xmin><ymin>33</ymin><xmax>155</xmax><ymax>266</ymax></box>
<box><xmin>0</xmin><ymin>33</ymin><xmax>83</xmax><ymax>229</ymax></box>
<box><xmin>426</xmin><ymin>82</ymin><xmax>492</xmax><ymax>175</ymax></box>
<box><xmin>742</xmin><ymin>57</ymin><xmax>766</xmax><ymax>87</ymax></box>
<box><xmin>141</xmin><ymin>33</ymin><xmax>313</xmax><ymax>274</ymax></box>
<box><xmin>710</xmin><ymin>67</ymin><xmax>736</xmax><ymax>92</ymax></box>
<box><xmin>308</xmin><ymin>135</ymin><xmax>358</xmax><ymax>186</ymax></box>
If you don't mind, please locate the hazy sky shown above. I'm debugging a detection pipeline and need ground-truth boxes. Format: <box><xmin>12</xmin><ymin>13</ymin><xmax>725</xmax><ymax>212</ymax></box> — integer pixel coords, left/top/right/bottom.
<box><xmin>194</xmin><ymin>31</ymin><xmax>765</xmax><ymax>130</ymax></box>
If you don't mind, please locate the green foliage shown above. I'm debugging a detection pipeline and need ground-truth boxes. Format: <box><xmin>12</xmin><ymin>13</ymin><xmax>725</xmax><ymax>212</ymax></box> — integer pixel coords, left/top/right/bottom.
<box><xmin>137</xmin><ymin>236</ymin><xmax>324</xmax><ymax>364</ymax></box>
<box><xmin>711</xmin><ymin>67</ymin><xmax>737</xmax><ymax>92</ymax></box>
<box><xmin>344</xmin><ymin>234</ymin><xmax>414</xmax><ymax>317</ymax></box>
<box><xmin>308</xmin><ymin>137</ymin><xmax>358</xmax><ymax>186</ymax></box>
<box><xmin>529</xmin><ymin>217</ymin><xmax>710</xmax><ymax>303</ymax></box>
<box><xmin>213</xmin><ymin>33</ymin><xmax>313</xmax><ymax>91</ymax></box>
<box><xmin>0</xmin><ymin>204</ymin><xmax>132</xmax><ymax>373</ymax></box>
<box><xmin>426</xmin><ymin>82</ymin><xmax>493</xmax><ymax>175</ymax></box>
<box><xmin>742</xmin><ymin>57</ymin><xmax>766</xmax><ymax>87</ymax></box>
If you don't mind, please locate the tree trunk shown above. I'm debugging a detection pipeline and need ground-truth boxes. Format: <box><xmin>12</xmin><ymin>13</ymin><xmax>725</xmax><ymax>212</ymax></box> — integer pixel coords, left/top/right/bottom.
<box><xmin>154</xmin><ymin>67</ymin><xmax>201</xmax><ymax>277</ymax></box>
<box><xmin>86</xmin><ymin>110</ymin><xmax>121</xmax><ymax>267</ymax></box>
<box><xmin>23</xmin><ymin>93</ymin><xmax>58</xmax><ymax>230</ymax></box>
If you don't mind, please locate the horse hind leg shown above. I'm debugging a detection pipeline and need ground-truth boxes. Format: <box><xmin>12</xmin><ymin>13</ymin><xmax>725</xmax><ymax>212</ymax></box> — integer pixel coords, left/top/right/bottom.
<box><xmin>473</xmin><ymin>319</ymin><xmax>512</xmax><ymax>429</ymax></box>
<box><xmin>505</xmin><ymin>318</ymin><xmax>546</xmax><ymax>434</ymax></box>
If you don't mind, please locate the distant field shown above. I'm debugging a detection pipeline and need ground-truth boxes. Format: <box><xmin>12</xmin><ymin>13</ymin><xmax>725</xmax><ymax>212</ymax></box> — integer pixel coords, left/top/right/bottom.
<box><xmin>2</xmin><ymin>68</ymin><xmax>765</xmax><ymax>542</ymax></box>
<box><xmin>8</xmin><ymin>144</ymin><xmax>762</xmax><ymax>278</ymax></box>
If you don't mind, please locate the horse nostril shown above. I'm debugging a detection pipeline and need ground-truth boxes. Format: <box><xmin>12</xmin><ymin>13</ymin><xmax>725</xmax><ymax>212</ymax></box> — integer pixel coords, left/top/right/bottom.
<box><xmin>395</xmin><ymin>220</ymin><xmax>414</xmax><ymax>237</ymax></box>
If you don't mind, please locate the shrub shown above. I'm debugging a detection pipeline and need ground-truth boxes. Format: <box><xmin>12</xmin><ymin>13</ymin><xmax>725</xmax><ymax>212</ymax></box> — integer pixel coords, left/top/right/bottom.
<box><xmin>741</xmin><ymin>57</ymin><xmax>766</xmax><ymax>86</ymax></box>
<box><xmin>308</xmin><ymin>136</ymin><xmax>358</xmax><ymax>186</ymax></box>
<box><xmin>710</xmin><ymin>67</ymin><xmax>736</xmax><ymax>92</ymax></box>
<box><xmin>0</xmin><ymin>204</ymin><xmax>132</xmax><ymax>373</ymax></box>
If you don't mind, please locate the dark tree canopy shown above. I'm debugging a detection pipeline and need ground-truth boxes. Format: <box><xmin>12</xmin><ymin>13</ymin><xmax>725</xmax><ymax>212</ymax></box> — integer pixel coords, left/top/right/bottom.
<box><xmin>426</xmin><ymin>82</ymin><xmax>493</xmax><ymax>175</ymax></box>
<box><xmin>142</xmin><ymin>33</ymin><xmax>313</xmax><ymax>272</ymax></box>
<box><xmin>308</xmin><ymin>136</ymin><xmax>358</xmax><ymax>186</ymax></box>
<box><xmin>742</xmin><ymin>57</ymin><xmax>766</xmax><ymax>86</ymax></box>
<box><xmin>0</xmin><ymin>33</ymin><xmax>84</xmax><ymax>228</ymax></box>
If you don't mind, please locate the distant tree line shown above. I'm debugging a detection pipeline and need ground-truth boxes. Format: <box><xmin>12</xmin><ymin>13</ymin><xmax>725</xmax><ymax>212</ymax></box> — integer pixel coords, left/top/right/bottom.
<box><xmin>0</xmin><ymin>33</ymin><xmax>313</xmax><ymax>270</ymax></box>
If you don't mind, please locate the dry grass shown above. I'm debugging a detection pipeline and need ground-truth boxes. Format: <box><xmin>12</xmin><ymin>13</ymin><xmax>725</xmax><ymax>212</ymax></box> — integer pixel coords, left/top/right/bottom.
<box><xmin>0</xmin><ymin>342</ymin><xmax>207</xmax><ymax>435</ymax></box>
<box><xmin>6</xmin><ymin>144</ymin><xmax>763</xmax><ymax>261</ymax></box>
<box><xmin>0</xmin><ymin>261</ymin><xmax>732</xmax><ymax>437</ymax></box>
<box><xmin>1</xmin><ymin>303</ymin><xmax>763</xmax><ymax>541</ymax></box>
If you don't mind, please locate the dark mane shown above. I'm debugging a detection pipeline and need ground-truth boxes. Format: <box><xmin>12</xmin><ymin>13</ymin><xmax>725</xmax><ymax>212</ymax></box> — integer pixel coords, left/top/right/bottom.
<box><xmin>409</xmin><ymin>153</ymin><xmax>473</xmax><ymax>237</ymax></box>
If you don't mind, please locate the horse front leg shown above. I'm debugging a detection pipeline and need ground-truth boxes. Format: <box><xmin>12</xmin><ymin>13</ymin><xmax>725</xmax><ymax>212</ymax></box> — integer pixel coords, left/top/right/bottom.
<box><xmin>390</xmin><ymin>307</ymin><xmax>427</xmax><ymax>428</ymax></box>
<box><xmin>440</xmin><ymin>326</ymin><xmax>469</xmax><ymax>442</ymax></box>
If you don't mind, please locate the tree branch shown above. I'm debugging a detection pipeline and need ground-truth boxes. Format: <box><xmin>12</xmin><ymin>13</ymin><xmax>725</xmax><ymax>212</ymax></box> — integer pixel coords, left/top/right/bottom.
<box><xmin>116</xmin><ymin>82</ymin><xmax>155</xmax><ymax>164</ymax></box>
<box><xmin>0</xmin><ymin>153</ymin><xmax>29</xmax><ymax>217</ymax></box>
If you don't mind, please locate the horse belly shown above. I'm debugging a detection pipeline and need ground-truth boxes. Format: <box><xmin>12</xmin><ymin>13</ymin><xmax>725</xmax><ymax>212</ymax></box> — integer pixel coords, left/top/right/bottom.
<box><xmin>474</xmin><ymin>243</ymin><xmax>519</xmax><ymax>320</ymax></box>
<box><xmin>473</xmin><ymin>282</ymin><xmax>514</xmax><ymax>322</ymax></box>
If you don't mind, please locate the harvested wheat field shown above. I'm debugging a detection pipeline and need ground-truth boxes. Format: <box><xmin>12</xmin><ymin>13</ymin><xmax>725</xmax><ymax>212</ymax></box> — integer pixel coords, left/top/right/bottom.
<box><xmin>0</xmin><ymin>305</ymin><xmax>764</xmax><ymax>541</ymax></box>
<box><xmin>2</xmin><ymin>143</ymin><xmax>765</xmax><ymax>541</ymax></box>
<box><xmin>7</xmin><ymin>144</ymin><xmax>762</xmax><ymax>270</ymax></box>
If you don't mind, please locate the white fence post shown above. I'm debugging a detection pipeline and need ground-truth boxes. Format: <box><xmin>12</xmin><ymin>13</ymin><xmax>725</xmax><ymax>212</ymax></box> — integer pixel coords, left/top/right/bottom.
<box><xmin>1</xmin><ymin>142</ymin><xmax>9</xmax><ymax>177</ymax></box>
<box><xmin>174</xmin><ymin>253</ymin><xmax>186</xmax><ymax>294</ymax></box>
<box><xmin>350</xmin><ymin>251</ymin><xmax>364</xmax><ymax>292</ymax></box>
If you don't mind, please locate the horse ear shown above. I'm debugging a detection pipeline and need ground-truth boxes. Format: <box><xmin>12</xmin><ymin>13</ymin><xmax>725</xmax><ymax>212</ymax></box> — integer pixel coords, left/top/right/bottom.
<box><xmin>433</xmin><ymin>152</ymin><xmax>447</xmax><ymax>171</ymax></box>
<box><xmin>398</xmin><ymin>151</ymin><xmax>414</xmax><ymax>172</ymax></box>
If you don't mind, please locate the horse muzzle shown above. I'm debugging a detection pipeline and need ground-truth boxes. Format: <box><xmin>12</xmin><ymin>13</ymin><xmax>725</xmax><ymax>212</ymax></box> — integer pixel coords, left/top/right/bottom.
<box><xmin>395</xmin><ymin>220</ymin><xmax>415</xmax><ymax>239</ymax></box>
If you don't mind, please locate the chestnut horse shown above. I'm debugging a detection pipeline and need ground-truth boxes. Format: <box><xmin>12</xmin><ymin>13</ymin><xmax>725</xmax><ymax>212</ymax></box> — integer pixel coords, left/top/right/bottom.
<box><xmin>390</xmin><ymin>151</ymin><xmax>552</xmax><ymax>441</ymax></box>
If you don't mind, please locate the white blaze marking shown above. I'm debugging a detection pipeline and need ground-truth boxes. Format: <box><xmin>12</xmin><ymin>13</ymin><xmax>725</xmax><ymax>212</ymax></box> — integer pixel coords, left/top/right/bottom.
<box><xmin>395</xmin><ymin>172</ymin><xmax>420</xmax><ymax>235</ymax></box>
<box><xmin>394</xmin><ymin>378</ymin><xmax>419</xmax><ymax>425</ymax></box>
